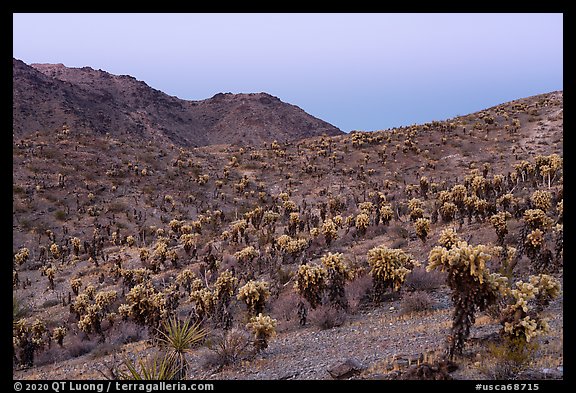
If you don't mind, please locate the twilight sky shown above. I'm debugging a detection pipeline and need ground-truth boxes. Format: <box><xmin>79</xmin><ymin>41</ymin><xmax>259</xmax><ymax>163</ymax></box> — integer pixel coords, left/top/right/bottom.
<box><xmin>13</xmin><ymin>13</ymin><xmax>563</xmax><ymax>132</ymax></box>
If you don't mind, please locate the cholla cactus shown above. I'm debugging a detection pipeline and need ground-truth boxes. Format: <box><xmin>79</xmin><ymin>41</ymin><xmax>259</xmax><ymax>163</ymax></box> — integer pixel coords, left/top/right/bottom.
<box><xmin>237</xmin><ymin>280</ymin><xmax>270</xmax><ymax>316</ymax></box>
<box><xmin>52</xmin><ymin>326</ymin><xmax>67</xmax><ymax>347</ymax></box>
<box><xmin>355</xmin><ymin>213</ymin><xmax>370</xmax><ymax>236</ymax></box>
<box><xmin>176</xmin><ymin>269</ymin><xmax>196</xmax><ymax>295</ymax></box>
<box><xmin>246</xmin><ymin>313</ymin><xmax>277</xmax><ymax>352</ymax></box>
<box><xmin>126</xmin><ymin>235</ymin><xmax>136</xmax><ymax>247</ymax></box>
<box><xmin>500</xmin><ymin>274</ymin><xmax>561</xmax><ymax>343</ymax></box>
<box><xmin>530</xmin><ymin>190</ymin><xmax>552</xmax><ymax>212</ymax></box>
<box><xmin>71</xmin><ymin>237</ymin><xmax>81</xmax><ymax>256</ymax></box>
<box><xmin>321</xmin><ymin>252</ymin><xmax>353</xmax><ymax>310</ymax></box>
<box><xmin>523</xmin><ymin>209</ymin><xmax>552</xmax><ymax>231</ymax></box>
<box><xmin>14</xmin><ymin>248</ymin><xmax>30</xmax><ymax>266</ymax></box>
<box><xmin>234</xmin><ymin>246</ymin><xmax>259</xmax><ymax>266</ymax></box>
<box><xmin>368</xmin><ymin>246</ymin><xmax>420</xmax><ymax>300</ymax></box>
<box><xmin>408</xmin><ymin>198</ymin><xmax>424</xmax><ymax>221</ymax></box>
<box><xmin>214</xmin><ymin>270</ymin><xmax>238</xmax><ymax>301</ymax></box>
<box><xmin>13</xmin><ymin>318</ymin><xmax>49</xmax><ymax>367</ymax></box>
<box><xmin>427</xmin><ymin>241</ymin><xmax>508</xmax><ymax>358</ymax></box>
<box><xmin>70</xmin><ymin>278</ymin><xmax>83</xmax><ymax>296</ymax></box>
<box><xmin>439</xmin><ymin>202</ymin><xmax>457</xmax><ymax>222</ymax></box>
<box><xmin>414</xmin><ymin>218</ymin><xmax>431</xmax><ymax>243</ymax></box>
<box><xmin>122</xmin><ymin>283</ymin><xmax>167</xmax><ymax>330</ymax></box>
<box><xmin>379</xmin><ymin>203</ymin><xmax>394</xmax><ymax>225</ymax></box>
<box><xmin>189</xmin><ymin>288</ymin><xmax>215</xmax><ymax>321</ymax></box>
<box><xmin>50</xmin><ymin>243</ymin><xmax>61</xmax><ymax>260</ymax></box>
<box><xmin>321</xmin><ymin>218</ymin><xmax>338</xmax><ymax>246</ymax></box>
<box><xmin>45</xmin><ymin>267</ymin><xmax>56</xmax><ymax>290</ymax></box>
<box><xmin>490</xmin><ymin>211</ymin><xmax>512</xmax><ymax>245</ymax></box>
<box><xmin>294</xmin><ymin>264</ymin><xmax>326</xmax><ymax>310</ymax></box>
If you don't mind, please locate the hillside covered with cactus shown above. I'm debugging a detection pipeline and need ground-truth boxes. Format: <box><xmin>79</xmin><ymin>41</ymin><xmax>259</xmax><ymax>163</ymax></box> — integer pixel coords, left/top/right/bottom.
<box><xmin>13</xmin><ymin>88</ymin><xmax>563</xmax><ymax>380</ymax></box>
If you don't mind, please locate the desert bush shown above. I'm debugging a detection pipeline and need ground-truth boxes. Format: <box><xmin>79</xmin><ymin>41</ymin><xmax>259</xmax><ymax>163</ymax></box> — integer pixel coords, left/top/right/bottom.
<box><xmin>405</xmin><ymin>266</ymin><xmax>444</xmax><ymax>292</ymax></box>
<box><xmin>530</xmin><ymin>190</ymin><xmax>552</xmax><ymax>212</ymax></box>
<box><xmin>489</xmin><ymin>211</ymin><xmax>512</xmax><ymax>245</ymax></box>
<box><xmin>400</xmin><ymin>291</ymin><xmax>435</xmax><ymax>315</ymax></box>
<box><xmin>204</xmin><ymin>328</ymin><xmax>253</xmax><ymax>368</ymax></box>
<box><xmin>321</xmin><ymin>218</ymin><xmax>338</xmax><ymax>246</ymax></box>
<box><xmin>309</xmin><ymin>304</ymin><xmax>346</xmax><ymax>329</ymax></box>
<box><xmin>117</xmin><ymin>352</ymin><xmax>179</xmax><ymax>380</ymax></box>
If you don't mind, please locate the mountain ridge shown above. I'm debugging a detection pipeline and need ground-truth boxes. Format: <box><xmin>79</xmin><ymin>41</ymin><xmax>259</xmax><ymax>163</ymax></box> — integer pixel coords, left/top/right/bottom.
<box><xmin>13</xmin><ymin>58</ymin><xmax>343</xmax><ymax>147</ymax></box>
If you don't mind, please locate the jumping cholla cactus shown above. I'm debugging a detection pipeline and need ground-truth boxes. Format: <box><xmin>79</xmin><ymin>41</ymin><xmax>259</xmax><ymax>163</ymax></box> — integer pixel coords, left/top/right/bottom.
<box><xmin>175</xmin><ymin>269</ymin><xmax>197</xmax><ymax>295</ymax></box>
<box><xmin>70</xmin><ymin>278</ymin><xmax>83</xmax><ymax>296</ymax></box>
<box><xmin>14</xmin><ymin>248</ymin><xmax>30</xmax><ymax>266</ymax></box>
<box><xmin>237</xmin><ymin>280</ymin><xmax>270</xmax><ymax>316</ymax></box>
<box><xmin>490</xmin><ymin>211</ymin><xmax>512</xmax><ymax>245</ymax></box>
<box><xmin>439</xmin><ymin>202</ymin><xmax>458</xmax><ymax>222</ymax></box>
<box><xmin>126</xmin><ymin>235</ymin><xmax>136</xmax><ymax>247</ymax></box>
<box><xmin>321</xmin><ymin>252</ymin><xmax>353</xmax><ymax>310</ymax></box>
<box><xmin>71</xmin><ymin>237</ymin><xmax>81</xmax><ymax>256</ymax></box>
<box><xmin>530</xmin><ymin>190</ymin><xmax>552</xmax><ymax>212</ymax></box>
<box><xmin>379</xmin><ymin>203</ymin><xmax>394</xmax><ymax>225</ymax></box>
<box><xmin>408</xmin><ymin>198</ymin><xmax>424</xmax><ymax>221</ymax></box>
<box><xmin>427</xmin><ymin>241</ymin><xmax>508</xmax><ymax>358</ymax></box>
<box><xmin>246</xmin><ymin>313</ymin><xmax>277</xmax><ymax>352</ymax></box>
<box><xmin>52</xmin><ymin>326</ymin><xmax>67</xmax><ymax>347</ymax></box>
<box><xmin>189</xmin><ymin>288</ymin><xmax>215</xmax><ymax>321</ymax></box>
<box><xmin>321</xmin><ymin>218</ymin><xmax>338</xmax><ymax>246</ymax></box>
<box><xmin>355</xmin><ymin>213</ymin><xmax>370</xmax><ymax>236</ymax></box>
<box><xmin>294</xmin><ymin>264</ymin><xmax>326</xmax><ymax>310</ymax></box>
<box><xmin>234</xmin><ymin>246</ymin><xmax>259</xmax><ymax>267</ymax></box>
<box><xmin>50</xmin><ymin>243</ymin><xmax>61</xmax><ymax>260</ymax></box>
<box><xmin>13</xmin><ymin>318</ymin><xmax>49</xmax><ymax>367</ymax></box>
<box><xmin>367</xmin><ymin>246</ymin><xmax>421</xmax><ymax>301</ymax></box>
<box><xmin>120</xmin><ymin>283</ymin><xmax>171</xmax><ymax>331</ymax></box>
<box><xmin>500</xmin><ymin>274</ymin><xmax>561</xmax><ymax>343</ymax></box>
<box><xmin>523</xmin><ymin>209</ymin><xmax>552</xmax><ymax>231</ymax></box>
<box><xmin>77</xmin><ymin>290</ymin><xmax>118</xmax><ymax>339</ymax></box>
<box><xmin>414</xmin><ymin>217</ymin><xmax>431</xmax><ymax>243</ymax></box>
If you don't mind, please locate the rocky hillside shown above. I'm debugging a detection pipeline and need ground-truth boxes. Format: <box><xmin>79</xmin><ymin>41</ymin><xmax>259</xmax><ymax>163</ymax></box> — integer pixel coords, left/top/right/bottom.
<box><xmin>12</xmin><ymin>86</ymin><xmax>562</xmax><ymax>381</ymax></box>
<box><xmin>13</xmin><ymin>59</ymin><xmax>343</xmax><ymax>147</ymax></box>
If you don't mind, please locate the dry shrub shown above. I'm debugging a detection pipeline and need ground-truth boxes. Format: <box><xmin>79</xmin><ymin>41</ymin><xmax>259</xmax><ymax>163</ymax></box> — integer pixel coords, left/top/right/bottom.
<box><xmin>309</xmin><ymin>304</ymin><xmax>346</xmax><ymax>330</ymax></box>
<box><xmin>405</xmin><ymin>266</ymin><xmax>444</xmax><ymax>291</ymax></box>
<box><xmin>346</xmin><ymin>274</ymin><xmax>373</xmax><ymax>313</ymax></box>
<box><xmin>202</xmin><ymin>328</ymin><xmax>253</xmax><ymax>369</ymax></box>
<box><xmin>271</xmin><ymin>290</ymin><xmax>300</xmax><ymax>328</ymax></box>
<box><xmin>400</xmin><ymin>291</ymin><xmax>435</xmax><ymax>315</ymax></box>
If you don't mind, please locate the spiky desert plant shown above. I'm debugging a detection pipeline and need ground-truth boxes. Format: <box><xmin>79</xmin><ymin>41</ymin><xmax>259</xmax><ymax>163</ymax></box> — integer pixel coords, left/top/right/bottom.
<box><xmin>189</xmin><ymin>288</ymin><xmax>215</xmax><ymax>321</ymax></box>
<box><xmin>213</xmin><ymin>269</ymin><xmax>238</xmax><ymax>327</ymax></box>
<box><xmin>175</xmin><ymin>269</ymin><xmax>196</xmax><ymax>295</ymax></box>
<box><xmin>118</xmin><ymin>353</ymin><xmax>179</xmax><ymax>380</ymax></box>
<box><xmin>45</xmin><ymin>266</ymin><xmax>56</xmax><ymax>290</ymax></box>
<box><xmin>50</xmin><ymin>243</ymin><xmax>61</xmax><ymax>260</ymax></box>
<box><xmin>234</xmin><ymin>246</ymin><xmax>259</xmax><ymax>271</ymax></box>
<box><xmin>120</xmin><ymin>282</ymin><xmax>166</xmax><ymax>331</ymax></box>
<box><xmin>367</xmin><ymin>246</ymin><xmax>421</xmax><ymax>301</ymax></box>
<box><xmin>490</xmin><ymin>211</ymin><xmax>512</xmax><ymax>246</ymax></box>
<box><xmin>14</xmin><ymin>247</ymin><xmax>30</xmax><ymax>266</ymax></box>
<box><xmin>414</xmin><ymin>217</ymin><xmax>431</xmax><ymax>243</ymax></box>
<box><xmin>523</xmin><ymin>209</ymin><xmax>552</xmax><ymax>231</ymax></box>
<box><xmin>13</xmin><ymin>318</ymin><xmax>49</xmax><ymax>367</ymax></box>
<box><xmin>71</xmin><ymin>237</ymin><xmax>81</xmax><ymax>256</ymax></box>
<box><xmin>294</xmin><ymin>263</ymin><xmax>326</xmax><ymax>310</ymax></box>
<box><xmin>246</xmin><ymin>313</ymin><xmax>277</xmax><ymax>352</ymax></box>
<box><xmin>427</xmin><ymin>241</ymin><xmax>508</xmax><ymax>358</ymax></box>
<box><xmin>530</xmin><ymin>190</ymin><xmax>552</xmax><ymax>212</ymax></box>
<box><xmin>500</xmin><ymin>274</ymin><xmax>561</xmax><ymax>344</ymax></box>
<box><xmin>321</xmin><ymin>218</ymin><xmax>338</xmax><ymax>246</ymax></box>
<box><xmin>408</xmin><ymin>198</ymin><xmax>424</xmax><ymax>221</ymax></box>
<box><xmin>157</xmin><ymin>316</ymin><xmax>207</xmax><ymax>380</ymax></box>
<box><xmin>321</xmin><ymin>252</ymin><xmax>353</xmax><ymax>310</ymax></box>
<box><xmin>379</xmin><ymin>203</ymin><xmax>394</xmax><ymax>225</ymax></box>
<box><xmin>237</xmin><ymin>280</ymin><xmax>270</xmax><ymax>316</ymax></box>
<box><xmin>70</xmin><ymin>277</ymin><xmax>83</xmax><ymax>296</ymax></box>
<box><xmin>52</xmin><ymin>326</ymin><xmax>67</xmax><ymax>347</ymax></box>
<box><xmin>355</xmin><ymin>213</ymin><xmax>370</xmax><ymax>236</ymax></box>
<box><xmin>439</xmin><ymin>202</ymin><xmax>458</xmax><ymax>222</ymax></box>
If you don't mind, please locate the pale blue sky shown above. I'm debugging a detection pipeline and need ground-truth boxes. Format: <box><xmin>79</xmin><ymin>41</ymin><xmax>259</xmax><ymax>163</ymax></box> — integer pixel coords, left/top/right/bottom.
<box><xmin>13</xmin><ymin>13</ymin><xmax>563</xmax><ymax>132</ymax></box>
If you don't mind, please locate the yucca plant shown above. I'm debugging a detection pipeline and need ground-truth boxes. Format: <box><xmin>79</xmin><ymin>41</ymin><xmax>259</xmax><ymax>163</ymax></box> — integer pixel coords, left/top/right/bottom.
<box><xmin>118</xmin><ymin>353</ymin><xmax>179</xmax><ymax>380</ymax></box>
<box><xmin>157</xmin><ymin>316</ymin><xmax>207</xmax><ymax>380</ymax></box>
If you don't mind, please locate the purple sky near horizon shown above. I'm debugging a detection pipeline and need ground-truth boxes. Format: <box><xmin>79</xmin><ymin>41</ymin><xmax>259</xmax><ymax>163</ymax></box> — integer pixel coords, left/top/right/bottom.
<box><xmin>13</xmin><ymin>13</ymin><xmax>563</xmax><ymax>132</ymax></box>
